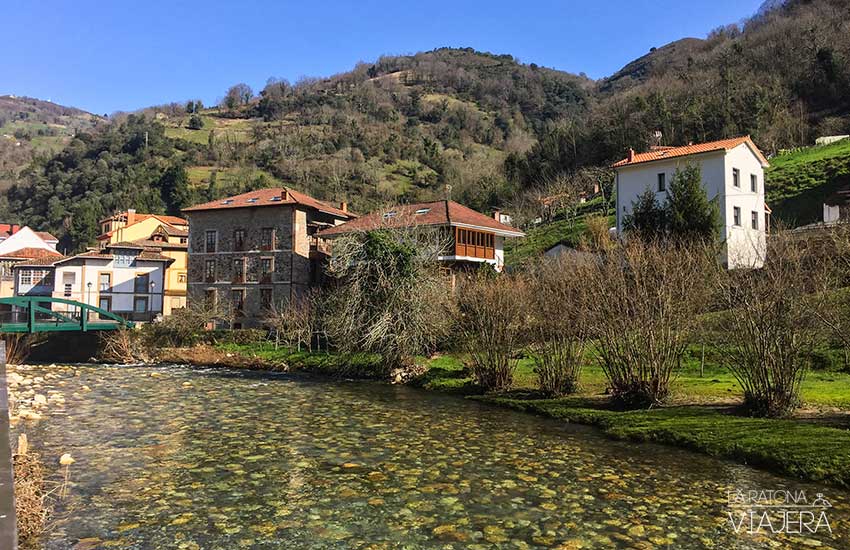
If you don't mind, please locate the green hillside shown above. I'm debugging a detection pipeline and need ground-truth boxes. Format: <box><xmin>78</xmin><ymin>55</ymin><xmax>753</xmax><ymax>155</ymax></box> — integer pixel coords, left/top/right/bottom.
<box><xmin>766</xmin><ymin>139</ymin><xmax>850</xmax><ymax>226</ymax></box>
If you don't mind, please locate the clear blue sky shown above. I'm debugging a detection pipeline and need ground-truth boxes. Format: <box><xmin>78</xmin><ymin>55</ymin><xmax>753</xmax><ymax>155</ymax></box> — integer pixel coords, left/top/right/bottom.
<box><xmin>4</xmin><ymin>0</ymin><xmax>764</xmax><ymax>115</ymax></box>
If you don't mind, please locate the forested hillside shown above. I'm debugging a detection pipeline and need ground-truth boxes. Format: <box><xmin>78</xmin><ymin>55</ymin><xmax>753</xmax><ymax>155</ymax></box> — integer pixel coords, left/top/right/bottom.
<box><xmin>2</xmin><ymin>0</ymin><xmax>849</xmax><ymax>252</ymax></box>
<box><xmin>0</xmin><ymin>95</ymin><xmax>102</xmax><ymax>191</ymax></box>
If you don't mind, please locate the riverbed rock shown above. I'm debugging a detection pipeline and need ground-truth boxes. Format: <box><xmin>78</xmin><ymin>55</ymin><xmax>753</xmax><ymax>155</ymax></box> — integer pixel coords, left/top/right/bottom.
<box><xmin>59</xmin><ymin>453</ymin><xmax>75</xmax><ymax>466</ymax></box>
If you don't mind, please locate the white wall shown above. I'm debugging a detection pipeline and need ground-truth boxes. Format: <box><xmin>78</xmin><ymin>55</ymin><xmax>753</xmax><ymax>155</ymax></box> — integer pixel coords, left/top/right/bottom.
<box><xmin>615</xmin><ymin>145</ymin><xmax>766</xmax><ymax>268</ymax></box>
<box><xmin>52</xmin><ymin>258</ymin><xmax>166</xmax><ymax>315</ymax></box>
<box><xmin>0</xmin><ymin>227</ymin><xmax>57</xmax><ymax>256</ymax></box>
<box><xmin>722</xmin><ymin>143</ymin><xmax>767</xmax><ymax>268</ymax></box>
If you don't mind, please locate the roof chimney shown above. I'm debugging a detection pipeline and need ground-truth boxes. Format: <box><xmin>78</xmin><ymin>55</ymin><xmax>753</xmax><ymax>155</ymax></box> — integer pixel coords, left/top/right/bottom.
<box><xmin>340</xmin><ymin>201</ymin><xmax>348</xmax><ymax>213</ymax></box>
<box><xmin>10</xmin><ymin>224</ymin><xmax>19</xmax><ymax>235</ymax></box>
<box><xmin>627</xmin><ymin>148</ymin><xmax>635</xmax><ymax>162</ymax></box>
<box><xmin>281</xmin><ymin>189</ymin><xmax>290</xmax><ymax>201</ymax></box>
<box><xmin>492</xmin><ymin>209</ymin><xmax>501</xmax><ymax>221</ymax></box>
<box><xmin>127</xmin><ymin>209</ymin><xmax>136</xmax><ymax>225</ymax></box>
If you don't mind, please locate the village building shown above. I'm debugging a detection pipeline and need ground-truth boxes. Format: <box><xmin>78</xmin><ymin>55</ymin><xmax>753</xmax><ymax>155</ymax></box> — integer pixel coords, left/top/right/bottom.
<box><xmin>182</xmin><ymin>188</ymin><xmax>354</xmax><ymax>328</ymax></box>
<box><xmin>13</xmin><ymin>242</ymin><xmax>173</xmax><ymax>321</ymax></box>
<box><xmin>318</xmin><ymin>200</ymin><xmax>524</xmax><ymax>273</ymax></box>
<box><xmin>97</xmin><ymin>210</ymin><xmax>189</xmax><ymax>315</ymax></box>
<box><xmin>0</xmin><ymin>225</ymin><xmax>61</xmax><ymax>299</ymax></box>
<box><xmin>613</xmin><ymin>136</ymin><xmax>769</xmax><ymax>269</ymax></box>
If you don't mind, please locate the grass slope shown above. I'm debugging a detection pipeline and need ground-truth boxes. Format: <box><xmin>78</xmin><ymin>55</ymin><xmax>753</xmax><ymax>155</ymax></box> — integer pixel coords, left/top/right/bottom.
<box><xmin>766</xmin><ymin>139</ymin><xmax>850</xmax><ymax>226</ymax></box>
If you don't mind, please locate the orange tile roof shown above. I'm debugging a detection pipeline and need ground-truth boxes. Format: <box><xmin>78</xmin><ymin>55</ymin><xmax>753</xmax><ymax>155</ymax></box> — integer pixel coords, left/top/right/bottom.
<box><xmin>318</xmin><ymin>200</ymin><xmax>524</xmax><ymax>238</ymax></box>
<box><xmin>0</xmin><ymin>247</ymin><xmax>62</xmax><ymax>260</ymax></box>
<box><xmin>182</xmin><ymin>188</ymin><xmax>354</xmax><ymax>219</ymax></box>
<box><xmin>35</xmin><ymin>231</ymin><xmax>59</xmax><ymax>242</ymax></box>
<box><xmin>613</xmin><ymin>136</ymin><xmax>769</xmax><ymax>168</ymax></box>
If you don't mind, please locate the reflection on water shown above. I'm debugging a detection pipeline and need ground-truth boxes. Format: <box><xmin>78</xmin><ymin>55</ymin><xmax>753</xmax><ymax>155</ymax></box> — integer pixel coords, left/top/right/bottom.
<box><xmin>10</xmin><ymin>364</ymin><xmax>849</xmax><ymax>549</ymax></box>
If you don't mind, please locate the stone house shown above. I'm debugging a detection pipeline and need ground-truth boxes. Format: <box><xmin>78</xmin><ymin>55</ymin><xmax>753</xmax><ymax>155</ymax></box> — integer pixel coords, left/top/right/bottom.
<box><xmin>182</xmin><ymin>188</ymin><xmax>354</xmax><ymax>328</ymax></box>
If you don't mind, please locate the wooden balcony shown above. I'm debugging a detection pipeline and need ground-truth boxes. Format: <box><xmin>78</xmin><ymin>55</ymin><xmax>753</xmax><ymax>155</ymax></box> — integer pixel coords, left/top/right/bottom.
<box><xmin>454</xmin><ymin>227</ymin><xmax>495</xmax><ymax>260</ymax></box>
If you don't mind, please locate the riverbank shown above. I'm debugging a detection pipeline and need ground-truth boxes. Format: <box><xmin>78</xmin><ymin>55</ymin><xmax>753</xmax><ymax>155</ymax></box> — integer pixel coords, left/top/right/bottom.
<box><xmin>183</xmin><ymin>342</ymin><xmax>850</xmax><ymax>488</ymax></box>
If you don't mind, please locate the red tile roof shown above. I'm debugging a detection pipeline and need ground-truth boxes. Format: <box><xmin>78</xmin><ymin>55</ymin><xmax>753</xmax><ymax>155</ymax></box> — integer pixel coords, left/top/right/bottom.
<box><xmin>318</xmin><ymin>200</ymin><xmax>524</xmax><ymax>238</ymax></box>
<box><xmin>0</xmin><ymin>247</ymin><xmax>62</xmax><ymax>260</ymax></box>
<box><xmin>14</xmin><ymin>255</ymin><xmax>65</xmax><ymax>267</ymax></box>
<box><xmin>182</xmin><ymin>188</ymin><xmax>354</xmax><ymax>219</ymax></box>
<box><xmin>613</xmin><ymin>136</ymin><xmax>769</xmax><ymax>168</ymax></box>
<box><xmin>35</xmin><ymin>231</ymin><xmax>59</xmax><ymax>242</ymax></box>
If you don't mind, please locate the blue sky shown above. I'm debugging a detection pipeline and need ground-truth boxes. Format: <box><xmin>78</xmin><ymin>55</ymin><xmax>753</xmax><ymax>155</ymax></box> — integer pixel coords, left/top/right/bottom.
<box><xmin>4</xmin><ymin>0</ymin><xmax>764</xmax><ymax>115</ymax></box>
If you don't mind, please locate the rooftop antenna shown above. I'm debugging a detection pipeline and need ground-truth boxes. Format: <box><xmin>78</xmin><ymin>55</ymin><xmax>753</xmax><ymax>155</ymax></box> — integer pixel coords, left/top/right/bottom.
<box><xmin>653</xmin><ymin>130</ymin><xmax>663</xmax><ymax>146</ymax></box>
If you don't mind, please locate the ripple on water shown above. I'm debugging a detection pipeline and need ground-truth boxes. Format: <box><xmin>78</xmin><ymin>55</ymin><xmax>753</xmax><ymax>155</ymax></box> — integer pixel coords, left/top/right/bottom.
<box><xmin>9</xmin><ymin>363</ymin><xmax>850</xmax><ymax>549</ymax></box>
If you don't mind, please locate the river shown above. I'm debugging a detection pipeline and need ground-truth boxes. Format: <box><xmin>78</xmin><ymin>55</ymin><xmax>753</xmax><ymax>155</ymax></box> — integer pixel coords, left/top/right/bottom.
<box><xmin>9</xmin><ymin>363</ymin><xmax>849</xmax><ymax>549</ymax></box>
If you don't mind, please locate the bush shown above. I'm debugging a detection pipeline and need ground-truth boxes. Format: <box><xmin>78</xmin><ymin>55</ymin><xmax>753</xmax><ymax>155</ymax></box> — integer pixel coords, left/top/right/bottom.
<box><xmin>457</xmin><ymin>272</ymin><xmax>528</xmax><ymax>392</ymax></box>
<box><xmin>584</xmin><ymin>240</ymin><xmax>717</xmax><ymax>408</ymax></box>
<box><xmin>717</xmin><ymin>233</ymin><xmax>832</xmax><ymax>417</ymax></box>
<box><xmin>527</xmin><ymin>257</ymin><xmax>589</xmax><ymax>396</ymax></box>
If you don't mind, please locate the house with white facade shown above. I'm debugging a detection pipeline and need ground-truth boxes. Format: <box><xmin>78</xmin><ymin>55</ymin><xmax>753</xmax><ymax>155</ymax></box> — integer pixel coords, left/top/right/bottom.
<box><xmin>13</xmin><ymin>242</ymin><xmax>173</xmax><ymax>321</ymax></box>
<box><xmin>0</xmin><ymin>225</ymin><xmax>62</xmax><ymax>299</ymax></box>
<box><xmin>613</xmin><ymin>136</ymin><xmax>770</xmax><ymax>269</ymax></box>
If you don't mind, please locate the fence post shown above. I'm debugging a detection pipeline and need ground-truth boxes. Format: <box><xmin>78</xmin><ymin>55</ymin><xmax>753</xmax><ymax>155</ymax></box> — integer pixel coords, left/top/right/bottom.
<box><xmin>0</xmin><ymin>341</ymin><xmax>18</xmax><ymax>548</ymax></box>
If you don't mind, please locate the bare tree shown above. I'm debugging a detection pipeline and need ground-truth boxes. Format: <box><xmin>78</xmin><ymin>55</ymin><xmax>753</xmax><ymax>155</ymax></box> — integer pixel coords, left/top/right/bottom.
<box><xmin>323</xmin><ymin>225</ymin><xmax>454</xmax><ymax>371</ymax></box>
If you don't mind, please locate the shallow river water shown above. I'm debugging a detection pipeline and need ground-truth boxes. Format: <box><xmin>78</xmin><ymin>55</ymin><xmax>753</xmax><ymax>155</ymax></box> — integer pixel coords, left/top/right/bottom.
<box><xmin>9</xmin><ymin>363</ymin><xmax>850</xmax><ymax>549</ymax></box>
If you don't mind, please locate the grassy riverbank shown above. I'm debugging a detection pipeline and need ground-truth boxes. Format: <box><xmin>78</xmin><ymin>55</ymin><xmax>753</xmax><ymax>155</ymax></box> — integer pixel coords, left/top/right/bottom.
<box><xmin>201</xmin><ymin>342</ymin><xmax>850</xmax><ymax>487</ymax></box>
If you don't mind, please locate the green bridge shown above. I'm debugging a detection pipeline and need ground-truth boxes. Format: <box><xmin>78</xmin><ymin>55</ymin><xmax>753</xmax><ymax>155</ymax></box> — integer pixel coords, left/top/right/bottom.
<box><xmin>0</xmin><ymin>296</ymin><xmax>134</xmax><ymax>333</ymax></box>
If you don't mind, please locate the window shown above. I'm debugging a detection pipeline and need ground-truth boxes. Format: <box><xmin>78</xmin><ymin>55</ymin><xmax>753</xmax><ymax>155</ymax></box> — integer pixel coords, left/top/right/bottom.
<box><xmin>415</xmin><ymin>208</ymin><xmax>431</xmax><ymax>215</ymax></box>
<box><xmin>231</xmin><ymin>289</ymin><xmax>245</xmax><ymax>315</ymax></box>
<box><xmin>657</xmin><ymin>173</ymin><xmax>666</xmax><ymax>192</ymax></box>
<box><xmin>64</xmin><ymin>284</ymin><xmax>72</xmax><ymax>297</ymax></box>
<box><xmin>233</xmin><ymin>258</ymin><xmax>245</xmax><ymax>282</ymax></box>
<box><xmin>204</xmin><ymin>260</ymin><xmax>216</xmax><ymax>282</ymax></box>
<box><xmin>733</xmin><ymin>206</ymin><xmax>741</xmax><ymax>227</ymax></box>
<box><xmin>180</xmin><ymin>237</ymin><xmax>188</xmax><ymax>244</ymax></box>
<box><xmin>750</xmin><ymin>174</ymin><xmax>758</xmax><ymax>193</ymax></box>
<box><xmin>205</xmin><ymin>230</ymin><xmax>217</xmax><ymax>253</ymax></box>
<box><xmin>260</xmin><ymin>288</ymin><xmax>273</xmax><ymax>310</ymax></box>
<box><xmin>134</xmin><ymin>273</ymin><xmax>150</xmax><ymax>293</ymax></box>
<box><xmin>133</xmin><ymin>296</ymin><xmax>149</xmax><ymax>313</ymax></box>
<box><xmin>114</xmin><ymin>253</ymin><xmax>134</xmax><ymax>267</ymax></box>
<box><xmin>99</xmin><ymin>272</ymin><xmax>112</xmax><ymax>292</ymax></box>
<box><xmin>751</xmin><ymin>211</ymin><xmax>759</xmax><ymax>230</ymax></box>
<box><xmin>733</xmin><ymin>168</ymin><xmax>740</xmax><ymax>188</ymax></box>
<box><xmin>63</xmin><ymin>273</ymin><xmax>74</xmax><ymax>297</ymax></box>
<box><xmin>178</xmin><ymin>272</ymin><xmax>187</xmax><ymax>283</ymax></box>
<box><xmin>260</xmin><ymin>227</ymin><xmax>275</xmax><ymax>250</ymax></box>
<box><xmin>98</xmin><ymin>296</ymin><xmax>111</xmax><ymax>312</ymax></box>
<box><xmin>261</xmin><ymin>257</ymin><xmax>273</xmax><ymax>275</ymax></box>
<box><xmin>204</xmin><ymin>289</ymin><xmax>217</xmax><ymax>307</ymax></box>
<box><xmin>233</xmin><ymin>229</ymin><xmax>246</xmax><ymax>251</ymax></box>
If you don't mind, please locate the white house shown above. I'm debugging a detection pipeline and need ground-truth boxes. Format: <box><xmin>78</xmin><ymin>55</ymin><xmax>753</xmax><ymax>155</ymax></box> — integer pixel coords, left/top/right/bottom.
<box><xmin>14</xmin><ymin>242</ymin><xmax>173</xmax><ymax>321</ymax></box>
<box><xmin>613</xmin><ymin>136</ymin><xmax>770</xmax><ymax>269</ymax></box>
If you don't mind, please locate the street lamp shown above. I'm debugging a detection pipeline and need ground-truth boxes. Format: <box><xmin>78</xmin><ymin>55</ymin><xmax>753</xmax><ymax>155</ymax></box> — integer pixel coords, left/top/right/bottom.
<box><xmin>150</xmin><ymin>280</ymin><xmax>156</xmax><ymax>321</ymax></box>
<box><xmin>87</xmin><ymin>281</ymin><xmax>93</xmax><ymax>321</ymax></box>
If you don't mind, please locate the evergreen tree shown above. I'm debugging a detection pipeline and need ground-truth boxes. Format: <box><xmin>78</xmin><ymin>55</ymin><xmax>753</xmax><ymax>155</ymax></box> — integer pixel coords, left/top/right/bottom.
<box><xmin>624</xmin><ymin>188</ymin><xmax>665</xmax><ymax>239</ymax></box>
<box><xmin>159</xmin><ymin>164</ymin><xmax>193</xmax><ymax>216</ymax></box>
<box><xmin>664</xmin><ymin>164</ymin><xmax>720</xmax><ymax>243</ymax></box>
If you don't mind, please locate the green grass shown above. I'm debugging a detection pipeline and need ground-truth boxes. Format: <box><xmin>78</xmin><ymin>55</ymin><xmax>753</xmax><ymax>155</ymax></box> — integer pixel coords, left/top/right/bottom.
<box><xmin>504</xmin><ymin>199</ymin><xmax>613</xmax><ymax>267</ymax></box>
<box><xmin>481</xmin><ymin>396</ymin><xmax>850</xmax><ymax>487</ymax></box>
<box><xmin>163</xmin><ymin>115</ymin><xmax>254</xmax><ymax>145</ymax></box>
<box><xmin>186</xmin><ymin>166</ymin><xmax>282</xmax><ymax>191</ymax></box>
<box><xmin>766</xmin><ymin>138</ymin><xmax>850</xmax><ymax>226</ymax></box>
<box><xmin>215</xmin><ymin>342</ymin><xmax>386</xmax><ymax>378</ymax></box>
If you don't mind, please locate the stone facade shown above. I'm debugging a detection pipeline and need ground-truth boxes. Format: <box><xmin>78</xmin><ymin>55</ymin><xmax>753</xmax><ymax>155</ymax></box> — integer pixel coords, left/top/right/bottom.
<box><xmin>186</xmin><ymin>203</ymin><xmax>343</xmax><ymax>328</ymax></box>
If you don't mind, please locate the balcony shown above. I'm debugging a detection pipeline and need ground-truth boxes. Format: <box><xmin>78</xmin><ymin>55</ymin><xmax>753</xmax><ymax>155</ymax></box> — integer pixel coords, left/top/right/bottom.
<box><xmin>260</xmin><ymin>273</ymin><xmax>273</xmax><ymax>284</ymax></box>
<box><xmin>231</xmin><ymin>274</ymin><xmax>246</xmax><ymax>284</ymax></box>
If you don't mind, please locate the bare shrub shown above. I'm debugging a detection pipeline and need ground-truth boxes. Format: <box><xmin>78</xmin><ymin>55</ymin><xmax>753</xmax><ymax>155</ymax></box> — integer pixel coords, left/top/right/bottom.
<box><xmin>527</xmin><ymin>257</ymin><xmax>590</xmax><ymax>396</ymax></box>
<box><xmin>4</xmin><ymin>335</ymin><xmax>33</xmax><ymax>365</ymax></box>
<box><xmin>584</xmin><ymin>240</ymin><xmax>717</xmax><ymax>408</ymax></box>
<box><xmin>716</xmin><ymin>233</ymin><xmax>832</xmax><ymax>417</ymax></box>
<box><xmin>144</xmin><ymin>297</ymin><xmax>232</xmax><ymax>348</ymax></box>
<box><xmin>98</xmin><ymin>327</ymin><xmax>145</xmax><ymax>363</ymax></box>
<box><xmin>324</xmin><ymin>228</ymin><xmax>454</xmax><ymax>371</ymax></box>
<box><xmin>264</xmin><ymin>292</ymin><xmax>319</xmax><ymax>351</ymax></box>
<box><xmin>457</xmin><ymin>273</ymin><xmax>529</xmax><ymax>392</ymax></box>
<box><xmin>14</xmin><ymin>436</ymin><xmax>49</xmax><ymax>544</ymax></box>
